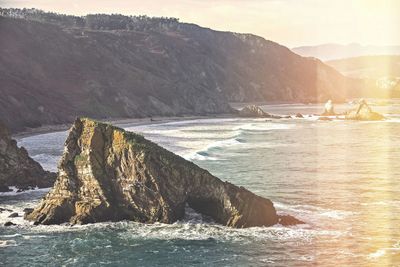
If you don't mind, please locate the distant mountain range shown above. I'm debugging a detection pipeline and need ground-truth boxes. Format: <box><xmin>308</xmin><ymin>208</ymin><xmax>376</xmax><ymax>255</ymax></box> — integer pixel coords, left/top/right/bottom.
<box><xmin>326</xmin><ymin>55</ymin><xmax>400</xmax><ymax>79</ymax></box>
<box><xmin>0</xmin><ymin>9</ymin><xmax>364</xmax><ymax>132</ymax></box>
<box><xmin>292</xmin><ymin>43</ymin><xmax>400</xmax><ymax>61</ymax></box>
<box><xmin>326</xmin><ymin>55</ymin><xmax>400</xmax><ymax>91</ymax></box>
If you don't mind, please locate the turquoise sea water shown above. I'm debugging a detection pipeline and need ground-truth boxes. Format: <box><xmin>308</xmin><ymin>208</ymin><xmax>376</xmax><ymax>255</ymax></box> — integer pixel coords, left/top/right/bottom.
<box><xmin>1</xmin><ymin>103</ymin><xmax>400</xmax><ymax>266</ymax></box>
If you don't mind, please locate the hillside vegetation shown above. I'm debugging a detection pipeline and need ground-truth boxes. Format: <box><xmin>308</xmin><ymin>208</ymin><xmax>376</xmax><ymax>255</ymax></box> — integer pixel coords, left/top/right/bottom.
<box><xmin>1</xmin><ymin>8</ymin><xmax>361</xmax><ymax>132</ymax></box>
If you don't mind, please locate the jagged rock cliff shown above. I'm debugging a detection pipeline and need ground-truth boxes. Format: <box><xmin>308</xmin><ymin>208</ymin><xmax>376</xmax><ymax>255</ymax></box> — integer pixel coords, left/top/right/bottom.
<box><xmin>26</xmin><ymin>118</ymin><xmax>294</xmax><ymax>227</ymax></box>
<box><xmin>0</xmin><ymin>9</ymin><xmax>361</xmax><ymax>132</ymax></box>
<box><xmin>344</xmin><ymin>100</ymin><xmax>384</xmax><ymax>121</ymax></box>
<box><xmin>0</xmin><ymin>121</ymin><xmax>56</xmax><ymax>192</ymax></box>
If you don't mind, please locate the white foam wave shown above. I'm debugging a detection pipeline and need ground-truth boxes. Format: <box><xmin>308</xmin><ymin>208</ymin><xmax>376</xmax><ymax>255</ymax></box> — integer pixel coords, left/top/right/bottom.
<box><xmin>368</xmin><ymin>249</ymin><xmax>386</xmax><ymax>259</ymax></box>
<box><xmin>368</xmin><ymin>246</ymin><xmax>400</xmax><ymax>260</ymax></box>
<box><xmin>110</xmin><ymin>221</ymin><xmax>344</xmax><ymax>243</ymax></box>
<box><xmin>0</xmin><ymin>240</ymin><xmax>18</xmax><ymax>248</ymax></box>
<box><xmin>0</xmin><ymin>187</ymin><xmax>50</xmax><ymax>196</ymax></box>
<box><xmin>185</xmin><ymin>152</ymin><xmax>220</xmax><ymax>161</ymax></box>
<box><xmin>206</xmin><ymin>137</ymin><xmax>245</xmax><ymax>149</ymax></box>
<box><xmin>234</xmin><ymin>123</ymin><xmax>294</xmax><ymax>132</ymax></box>
<box><xmin>361</xmin><ymin>200</ymin><xmax>400</xmax><ymax>207</ymax></box>
<box><xmin>184</xmin><ymin>137</ymin><xmax>245</xmax><ymax>161</ymax></box>
<box><xmin>386</xmin><ymin>117</ymin><xmax>400</xmax><ymax>123</ymax></box>
<box><xmin>275</xmin><ymin>202</ymin><xmax>355</xmax><ymax>221</ymax></box>
<box><xmin>0</xmin><ymin>203</ymin><xmax>344</xmax><ymax>244</ymax></box>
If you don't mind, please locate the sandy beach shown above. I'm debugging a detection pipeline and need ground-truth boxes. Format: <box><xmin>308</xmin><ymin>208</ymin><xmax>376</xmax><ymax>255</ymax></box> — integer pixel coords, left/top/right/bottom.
<box><xmin>12</xmin><ymin>114</ymin><xmax>235</xmax><ymax>139</ymax></box>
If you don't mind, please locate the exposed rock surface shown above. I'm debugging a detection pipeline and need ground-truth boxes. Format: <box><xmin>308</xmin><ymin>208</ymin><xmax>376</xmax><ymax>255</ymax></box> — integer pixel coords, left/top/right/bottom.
<box><xmin>238</xmin><ymin>105</ymin><xmax>280</xmax><ymax>118</ymax></box>
<box><xmin>0</xmin><ymin>208</ymin><xmax>13</xmax><ymax>213</ymax></box>
<box><xmin>26</xmin><ymin>118</ymin><xmax>299</xmax><ymax>228</ymax></box>
<box><xmin>0</xmin><ymin>121</ymin><xmax>56</xmax><ymax>192</ymax></box>
<box><xmin>345</xmin><ymin>100</ymin><xmax>384</xmax><ymax>121</ymax></box>
<box><xmin>278</xmin><ymin>215</ymin><xmax>304</xmax><ymax>226</ymax></box>
<box><xmin>0</xmin><ymin>9</ymin><xmax>362</xmax><ymax>132</ymax></box>
<box><xmin>321</xmin><ymin>100</ymin><xmax>336</xmax><ymax>116</ymax></box>
<box><xmin>295</xmin><ymin>113</ymin><xmax>304</xmax><ymax>118</ymax></box>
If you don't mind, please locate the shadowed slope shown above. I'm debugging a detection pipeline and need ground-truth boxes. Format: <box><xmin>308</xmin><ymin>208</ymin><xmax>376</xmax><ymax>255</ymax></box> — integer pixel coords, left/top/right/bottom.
<box><xmin>1</xmin><ymin>9</ymin><xmax>360</xmax><ymax>132</ymax></box>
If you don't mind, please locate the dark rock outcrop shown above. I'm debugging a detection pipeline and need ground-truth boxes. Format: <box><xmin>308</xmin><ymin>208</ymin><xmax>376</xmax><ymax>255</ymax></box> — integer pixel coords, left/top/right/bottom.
<box><xmin>0</xmin><ymin>9</ymin><xmax>362</xmax><ymax>132</ymax></box>
<box><xmin>278</xmin><ymin>215</ymin><xmax>304</xmax><ymax>226</ymax></box>
<box><xmin>0</xmin><ymin>208</ymin><xmax>13</xmax><ymax>213</ymax></box>
<box><xmin>295</xmin><ymin>113</ymin><xmax>304</xmax><ymax>118</ymax></box>
<box><xmin>239</xmin><ymin>105</ymin><xmax>269</xmax><ymax>117</ymax></box>
<box><xmin>4</xmin><ymin>221</ymin><xmax>16</xmax><ymax>226</ymax></box>
<box><xmin>23</xmin><ymin>208</ymin><xmax>34</xmax><ymax>217</ymax></box>
<box><xmin>0</xmin><ymin>184</ymin><xmax>12</xmax><ymax>192</ymax></box>
<box><xmin>0</xmin><ymin>121</ymin><xmax>56</xmax><ymax>191</ymax></box>
<box><xmin>238</xmin><ymin>105</ymin><xmax>281</xmax><ymax>118</ymax></box>
<box><xmin>344</xmin><ymin>100</ymin><xmax>384</xmax><ymax>121</ymax></box>
<box><xmin>26</xmin><ymin>118</ymin><xmax>299</xmax><ymax>228</ymax></box>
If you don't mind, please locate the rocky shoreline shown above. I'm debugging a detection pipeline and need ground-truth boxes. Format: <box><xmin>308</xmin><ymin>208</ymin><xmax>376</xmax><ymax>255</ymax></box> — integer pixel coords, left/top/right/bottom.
<box><xmin>12</xmin><ymin>115</ymin><xmax>234</xmax><ymax>138</ymax></box>
<box><xmin>0</xmin><ymin>121</ymin><xmax>56</xmax><ymax>192</ymax></box>
<box><xmin>2</xmin><ymin>102</ymin><xmax>383</xmax><ymax>227</ymax></box>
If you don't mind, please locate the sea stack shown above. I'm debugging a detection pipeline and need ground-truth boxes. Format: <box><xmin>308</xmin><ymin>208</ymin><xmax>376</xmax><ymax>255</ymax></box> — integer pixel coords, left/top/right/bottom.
<box><xmin>26</xmin><ymin>118</ymin><xmax>297</xmax><ymax>228</ymax></box>
<box><xmin>321</xmin><ymin>100</ymin><xmax>335</xmax><ymax>116</ymax></box>
<box><xmin>0</xmin><ymin>121</ymin><xmax>56</xmax><ymax>192</ymax></box>
<box><xmin>345</xmin><ymin>99</ymin><xmax>384</xmax><ymax>121</ymax></box>
<box><xmin>239</xmin><ymin>105</ymin><xmax>280</xmax><ymax>118</ymax></box>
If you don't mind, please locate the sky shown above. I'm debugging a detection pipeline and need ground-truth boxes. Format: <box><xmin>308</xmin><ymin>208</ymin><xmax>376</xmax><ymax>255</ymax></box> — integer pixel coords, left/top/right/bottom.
<box><xmin>1</xmin><ymin>0</ymin><xmax>399</xmax><ymax>48</ymax></box>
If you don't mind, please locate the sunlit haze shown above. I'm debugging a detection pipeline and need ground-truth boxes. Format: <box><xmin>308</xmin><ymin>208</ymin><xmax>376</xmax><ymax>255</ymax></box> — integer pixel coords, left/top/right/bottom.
<box><xmin>1</xmin><ymin>0</ymin><xmax>399</xmax><ymax>47</ymax></box>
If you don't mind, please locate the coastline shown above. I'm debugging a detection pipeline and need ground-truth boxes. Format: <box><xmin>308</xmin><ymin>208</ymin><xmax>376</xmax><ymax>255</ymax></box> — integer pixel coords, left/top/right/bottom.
<box><xmin>13</xmin><ymin>114</ymin><xmax>235</xmax><ymax>139</ymax></box>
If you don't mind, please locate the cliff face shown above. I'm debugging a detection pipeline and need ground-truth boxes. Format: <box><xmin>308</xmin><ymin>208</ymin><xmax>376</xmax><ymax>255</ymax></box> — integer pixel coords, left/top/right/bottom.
<box><xmin>0</xmin><ymin>9</ymin><xmax>360</xmax><ymax>132</ymax></box>
<box><xmin>0</xmin><ymin>121</ymin><xmax>56</xmax><ymax>191</ymax></box>
<box><xmin>26</xmin><ymin>118</ymin><xmax>282</xmax><ymax>227</ymax></box>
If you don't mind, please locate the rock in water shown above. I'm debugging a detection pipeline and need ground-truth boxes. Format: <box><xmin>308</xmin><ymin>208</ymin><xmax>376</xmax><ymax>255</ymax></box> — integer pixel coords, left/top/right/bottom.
<box><xmin>239</xmin><ymin>105</ymin><xmax>280</xmax><ymax>118</ymax></box>
<box><xmin>321</xmin><ymin>100</ymin><xmax>336</xmax><ymax>116</ymax></box>
<box><xmin>26</xmin><ymin>118</ymin><xmax>288</xmax><ymax>228</ymax></box>
<box><xmin>345</xmin><ymin>99</ymin><xmax>384</xmax><ymax>121</ymax></box>
<box><xmin>295</xmin><ymin>113</ymin><xmax>304</xmax><ymax>118</ymax></box>
<box><xmin>0</xmin><ymin>121</ymin><xmax>56</xmax><ymax>192</ymax></box>
<box><xmin>278</xmin><ymin>215</ymin><xmax>304</xmax><ymax>226</ymax></box>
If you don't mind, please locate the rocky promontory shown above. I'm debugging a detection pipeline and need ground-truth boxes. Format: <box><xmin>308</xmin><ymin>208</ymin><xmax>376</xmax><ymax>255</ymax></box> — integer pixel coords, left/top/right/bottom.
<box><xmin>26</xmin><ymin>118</ymin><xmax>300</xmax><ymax>228</ymax></box>
<box><xmin>0</xmin><ymin>121</ymin><xmax>56</xmax><ymax>192</ymax></box>
<box><xmin>238</xmin><ymin>105</ymin><xmax>281</xmax><ymax>118</ymax></box>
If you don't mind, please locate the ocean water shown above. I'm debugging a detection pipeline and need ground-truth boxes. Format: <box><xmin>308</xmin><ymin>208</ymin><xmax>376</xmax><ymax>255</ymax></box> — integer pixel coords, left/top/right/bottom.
<box><xmin>1</xmin><ymin>103</ymin><xmax>400</xmax><ymax>266</ymax></box>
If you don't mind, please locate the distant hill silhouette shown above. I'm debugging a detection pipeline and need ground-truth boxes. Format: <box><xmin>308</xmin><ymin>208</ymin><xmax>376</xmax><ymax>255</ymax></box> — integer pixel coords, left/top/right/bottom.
<box><xmin>292</xmin><ymin>43</ymin><xmax>400</xmax><ymax>61</ymax></box>
<box><xmin>326</xmin><ymin>55</ymin><xmax>400</xmax><ymax>93</ymax></box>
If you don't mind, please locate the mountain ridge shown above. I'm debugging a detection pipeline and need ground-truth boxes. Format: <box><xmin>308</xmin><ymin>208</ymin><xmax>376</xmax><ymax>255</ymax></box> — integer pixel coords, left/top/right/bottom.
<box><xmin>1</xmin><ymin>8</ymin><xmax>361</xmax><ymax>132</ymax></box>
<box><xmin>292</xmin><ymin>43</ymin><xmax>400</xmax><ymax>61</ymax></box>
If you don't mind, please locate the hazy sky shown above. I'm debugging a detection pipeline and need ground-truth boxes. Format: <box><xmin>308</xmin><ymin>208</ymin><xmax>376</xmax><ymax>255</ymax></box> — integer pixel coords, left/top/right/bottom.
<box><xmin>1</xmin><ymin>0</ymin><xmax>399</xmax><ymax>47</ymax></box>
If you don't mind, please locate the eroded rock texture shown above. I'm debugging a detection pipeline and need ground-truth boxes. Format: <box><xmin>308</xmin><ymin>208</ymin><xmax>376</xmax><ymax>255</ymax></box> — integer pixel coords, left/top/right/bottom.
<box><xmin>0</xmin><ymin>121</ymin><xmax>56</xmax><ymax>192</ymax></box>
<box><xmin>26</xmin><ymin>118</ymin><xmax>284</xmax><ymax>227</ymax></box>
<box><xmin>238</xmin><ymin>105</ymin><xmax>281</xmax><ymax>118</ymax></box>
